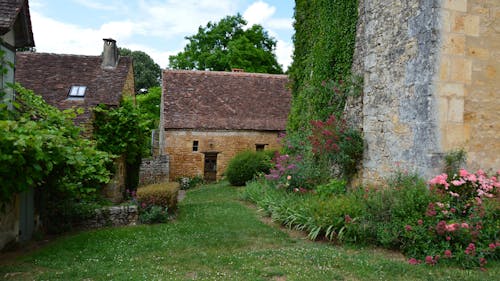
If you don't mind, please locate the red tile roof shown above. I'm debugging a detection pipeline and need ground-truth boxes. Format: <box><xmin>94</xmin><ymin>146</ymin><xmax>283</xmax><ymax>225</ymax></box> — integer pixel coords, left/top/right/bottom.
<box><xmin>162</xmin><ymin>70</ymin><xmax>291</xmax><ymax>131</ymax></box>
<box><xmin>0</xmin><ymin>0</ymin><xmax>34</xmax><ymax>47</ymax></box>
<box><xmin>16</xmin><ymin>52</ymin><xmax>133</xmax><ymax>124</ymax></box>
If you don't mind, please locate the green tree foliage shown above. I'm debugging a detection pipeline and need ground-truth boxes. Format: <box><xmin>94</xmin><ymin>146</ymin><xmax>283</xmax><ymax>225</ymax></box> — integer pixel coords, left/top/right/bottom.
<box><xmin>0</xmin><ymin>84</ymin><xmax>112</xmax><ymax>207</ymax></box>
<box><xmin>119</xmin><ymin>48</ymin><xmax>161</xmax><ymax>91</ymax></box>
<box><xmin>136</xmin><ymin>86</ymin><xmax>161</xmax><ymax>130</ymax></box>
<box><xmin>288</xmin><ymin>0</ymin><xmax>359</xmax><ymax>131</ymax></box>
<box><xmin>169</xmin><ymin>14</ymin><xmax>283</xmax><ymax>74</ymax></box>
<box><xmin>226</xmin><ymin>151</ymin><xmax>273</xmax><ymax>186</ymax></box>
<box><xmin>93</xmin><ymin>99</ymin><xmax>150</xmax><ymax>189</ymax></box>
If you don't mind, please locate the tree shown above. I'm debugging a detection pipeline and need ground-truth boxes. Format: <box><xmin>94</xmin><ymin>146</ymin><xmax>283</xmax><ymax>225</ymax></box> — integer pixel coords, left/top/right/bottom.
<box><xmin>169</xmin><ymin>14</ymin><xmax>283</xmax><ymax>74</ymax></box>
<box><xmin>119</xmin><ymin>48</ymin><xmax>161</xmax><ymax>91</ymax></box>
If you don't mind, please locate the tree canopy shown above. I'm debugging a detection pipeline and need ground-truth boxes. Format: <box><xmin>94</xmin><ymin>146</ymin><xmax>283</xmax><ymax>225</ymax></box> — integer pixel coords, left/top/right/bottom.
<box><xmin>119</xmin><ymin>48</ymin><xmax>161</xmax><ymax>91</ymax></box>
<box><xmin>169</xmin><ymin>14</ymin><xmax>283</xmax><ymax>74</ymax></box>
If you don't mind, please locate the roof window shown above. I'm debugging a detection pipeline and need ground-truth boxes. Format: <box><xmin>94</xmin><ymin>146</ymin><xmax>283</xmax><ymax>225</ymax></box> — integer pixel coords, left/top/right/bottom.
<box><xmin>68</xmin><ymin>86</ymin><xmax>87</xmax><ymax>98</ymax></box>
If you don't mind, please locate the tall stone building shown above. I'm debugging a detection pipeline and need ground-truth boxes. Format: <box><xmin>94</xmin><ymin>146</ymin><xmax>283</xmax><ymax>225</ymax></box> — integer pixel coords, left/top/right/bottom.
<box><xmin>160</xmin><ymin>70</ymin><xmax>291</xmax><ymax>181</ymax></box>
<box><xmin>348</xmin><ymin>0</ymin><xmax>499</xmax><ymax>183</ymax></box>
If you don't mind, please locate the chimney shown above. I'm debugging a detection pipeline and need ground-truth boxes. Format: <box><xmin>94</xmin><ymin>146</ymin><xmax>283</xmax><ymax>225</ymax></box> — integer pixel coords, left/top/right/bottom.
<box><xmin>102</xmin><ymin>38</ymin><xmax>118</xmax><ymax>68</ymax></box>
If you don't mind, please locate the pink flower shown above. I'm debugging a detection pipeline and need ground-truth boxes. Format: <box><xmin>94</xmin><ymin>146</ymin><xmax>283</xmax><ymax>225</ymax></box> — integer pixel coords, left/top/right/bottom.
<box><xmin>446</xmin><ymin>236</ymin><xmax>451</xmax><ymax>241</ymax></box>
<box><xmin>489</xmin><ymin>243</ymin><xmax>496</xmax><ymax>250</ymax></box>
<box><xmin>467</xmin><ymin>173</ymin><xmax>477</xmax><ymax>182</ymax></box>
<box><xmin>405</xmin><ymin>225</ymin><xmax>412</xmax><ymax>231</ymax></box>
<box><xmin>286</xmin><ymin>175</ymin><xmax>292</xmax><ymax>180</ymax></box>
<box><xmin>451</xmin><ymin>179</ymin><xmax>465</xmax><ymax>186</ymax></box>
<box><xmin>417</xmin><ymin>219</ymin><xmax>423</xmax><ymax>225</ymax></box>
<box><xmin>444</xmin><ymin>250</ymin><xmax>452</xmax><ymax>258</ymax></box>
<box><xmin>408</xmin><ymin>258</ymin><xmax>420</xmax><ymax>265</ymax></box>
<box><xmin>425</xmin><ymin>256</ymin><xmax>436</xmax><ymax>265</ymax></box>
<box><xmin>450</xmin><ymin>208</ymin><xmax>456</xmax><ymax>213</ymax></box>
<box><xmin>461</xmin><ymin>222</ymin><xmax>469</xmax><ymax>229</ymax></box>
<box><xmin>465</xmin><ymin>243</ymin><xmax>476</xmax><ymax>255</ymax></box>
<box><xmin>449</xmin><ymin>191</ymin><xmax>460</xmax><ymax>197</ymax></box>
<box><xmin>459</xmin><ymin>169</ymin><xmax>469</xmax><ymax>177</ymax></box>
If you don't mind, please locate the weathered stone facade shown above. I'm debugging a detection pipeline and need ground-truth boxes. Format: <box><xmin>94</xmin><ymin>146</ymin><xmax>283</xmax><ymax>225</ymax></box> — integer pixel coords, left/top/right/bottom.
<box><xmin>348</xmin><ymin>0</ymin><xmax>499</xmax><ymax>184</ymax></box>
<box><xmin>138</xmin><ymin>155</ymin><xmax>170</xmax><ymax>186</ymax></box>
<box><xmin>164</xmin><ymin>130</ymin><xmax>281</xmax><ymax>180</ymax></box>
<box><xmin>101</xmin><ymin>156</ymin><xmax>127</xmax><ymax>203</ymax></box>
<box><xmin>0</xmin><ymin>197</ymin><xmax>19</xmax><ymax>250</ymax></box>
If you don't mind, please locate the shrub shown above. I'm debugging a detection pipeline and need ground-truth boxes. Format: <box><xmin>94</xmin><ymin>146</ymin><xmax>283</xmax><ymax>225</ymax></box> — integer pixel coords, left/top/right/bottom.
<box><xmin>226</xmin><ymin>151</ymin><xmax>272</xmax><ymax>186</ymax></box>
<box><xmin>315</xmin><ymin>179</ymin><xmax>347</xmax><ymax>198</ymax></box>
<box><xmin>139</xmin><ymin>205</ymin><xmax>169</xmax><ymax>224</ymax></box>
<box><xmin>137</xmin><ymin>182</ymin><xmax>180</xmax><ymax>212</ymax></box>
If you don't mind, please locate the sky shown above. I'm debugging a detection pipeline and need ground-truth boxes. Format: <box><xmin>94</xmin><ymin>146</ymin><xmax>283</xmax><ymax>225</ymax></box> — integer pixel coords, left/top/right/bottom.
<box><xmin>28</xmin><ymin>0</ymin><xmax>295</xmax><ymax>70</ymax></box>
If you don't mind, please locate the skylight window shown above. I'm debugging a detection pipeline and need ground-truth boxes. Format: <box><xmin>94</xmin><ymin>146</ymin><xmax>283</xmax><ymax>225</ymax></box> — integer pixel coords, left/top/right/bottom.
<box><xmin>68</xmin><ymin>86</ymin><xmax>87</xmax><ymax>98</ymax></box>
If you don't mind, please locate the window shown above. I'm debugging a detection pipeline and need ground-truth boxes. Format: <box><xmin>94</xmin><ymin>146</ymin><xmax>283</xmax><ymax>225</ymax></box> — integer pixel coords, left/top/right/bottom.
<box><xmin>193</xmin><ymin>140</ymin><xmax>199</xmax><ymax>152</ymax></box>
<box><xmin>255</xmin><ymin>144</ymin><xmax>266</xmax><ymax>151</ymax></box>
<box><xmin>68</xmin><ymin>85</ymin><xmax>87</xmax><ymax>98</ymax></box>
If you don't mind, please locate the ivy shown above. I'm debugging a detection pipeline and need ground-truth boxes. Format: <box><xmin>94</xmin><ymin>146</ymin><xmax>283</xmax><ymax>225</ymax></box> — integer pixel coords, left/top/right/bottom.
<box><xmin>93</xmin><ymin>99</ymin><xmax>150</xmax><ymax>189</ymax></box>
<box><xmin>288</xmin><ymin>0</ymin><xmax>359</xmax><ymax>131</ymax></box>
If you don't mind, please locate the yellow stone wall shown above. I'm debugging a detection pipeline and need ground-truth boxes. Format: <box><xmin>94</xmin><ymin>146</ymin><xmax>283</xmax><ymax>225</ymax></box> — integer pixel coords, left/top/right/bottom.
<box><xmin>164</xmin><ymin>130</ymin><xmax>282</xmax><ymax>180</ymax></box>
<box><xmin>436</xmin><ymin>0</ymin><xmax>499</xmax><ymax>172</ymax></box>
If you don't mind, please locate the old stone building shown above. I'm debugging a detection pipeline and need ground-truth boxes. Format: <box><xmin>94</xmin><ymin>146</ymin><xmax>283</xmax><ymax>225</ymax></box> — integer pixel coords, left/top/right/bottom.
<box><xmin>347</xmin><ymin>0</ymin><xmax>499</xmax><ymax>183</ymax></box>
<box><xmin>16</xmin><ymin>39</ymin><xmax>135</xmax><ymax>202</ymax></box>
<box><xmin>160</xmin><ymin>70</ymin><xmax>291</xmax><ymax>181</ymax></box>
<box><xmin>0</xmin><ymin>0</ymin><xmax>35</xmax><ymax>250</ymax></box>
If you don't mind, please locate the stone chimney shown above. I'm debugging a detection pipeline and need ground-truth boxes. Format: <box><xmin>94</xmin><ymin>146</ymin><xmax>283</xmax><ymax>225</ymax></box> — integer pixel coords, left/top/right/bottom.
<box><xmin>102</xmin><ymin>38</ymin><xmax>118</xmax><ymax>68</ymax></box>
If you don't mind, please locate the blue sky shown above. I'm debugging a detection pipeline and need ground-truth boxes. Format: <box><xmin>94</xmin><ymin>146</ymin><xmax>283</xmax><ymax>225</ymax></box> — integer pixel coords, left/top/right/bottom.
<box><xmin>29</xmin><ymin>0</ymin><xmax>295</xmax><ymax>70</ymax></box>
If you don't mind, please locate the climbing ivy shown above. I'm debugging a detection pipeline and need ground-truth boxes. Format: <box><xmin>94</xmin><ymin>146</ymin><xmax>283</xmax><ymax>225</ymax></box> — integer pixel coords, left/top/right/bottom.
<box><xmin>93</xmin><ymin>99</ymin><xmax>150</xmax><ymax>189</ymax></box>
<box><xmin>288</xmin><ymin>0</ymin><xmax>359</xmax><ymax>131</ymax></box>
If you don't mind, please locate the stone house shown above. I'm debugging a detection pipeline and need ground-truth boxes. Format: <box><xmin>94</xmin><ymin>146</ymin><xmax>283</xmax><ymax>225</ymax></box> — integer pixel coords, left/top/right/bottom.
<box><xmin>0</xmin><ymin>0</ymin><xmax>35</xmax><ymax>250</ymax></box>
<box><xmin>16</xmin><ymin>39</ymin><xmax>135</xmax><ymax>202</ymax></box>
<box><xmin>346</xmin><ymin>0</ymin><xmax>499</xmax><ymax>184</ymax></box>
<box><xmin>160</xmin><ymin>70</ymin><xmax>291</xmax><ymax>181</ymax></box>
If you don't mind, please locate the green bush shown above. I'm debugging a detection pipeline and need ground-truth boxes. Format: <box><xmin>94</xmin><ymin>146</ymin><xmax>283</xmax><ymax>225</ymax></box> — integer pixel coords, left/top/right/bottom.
<box><xmin>226</xmin><ymin>151</ymin><xmax>272</xmax><ymax>186</ymax></box>
<box><xmin>137</xmin><ymin>182</ymin><xmax>180</xmax><ymax>211</ymax></box>
<box><xmin>315</xmin><ymin>179</ymin><xmax>347</xmax><ymax>198</ymax></box>
<box><xmin>139</xmin><ymin>205</ymin><xmax>169</xmax><ymax>224</ymax></box>
<box><xmin>176</xmin><ymin>175</ymin><xmax>204</xmax><ymax>190</ymax></box>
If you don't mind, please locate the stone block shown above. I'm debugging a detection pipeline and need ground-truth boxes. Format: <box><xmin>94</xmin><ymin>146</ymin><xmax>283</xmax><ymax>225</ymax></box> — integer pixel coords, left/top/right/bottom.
<box><xmin>436</xmin><ymin>96</ymin><xmax>449</xmax><ymax>123</ymax></box>
<box><xmin>467</xmin><ymin>47</ymin><xmax>489</xmax><ymax>60</ymax></box>
<box><xmin>442</xmin><ymin>34</ymin><xmax>466</xmax><ymax>55</ymax></box>
<box><xmin>441</xmin><ymin>9</ymin><xmax>452</xmax><ymax>33</ymax></box>
<box><xmin>443</xmin><ymin>0</ymin><xmax>468</xmax><ymax>13</ymax></box>
<box><xmin>447</xmin><ymin>97</ymin><xmax>465</xmax><ymax>123</ymax></box>
<box><xmin>452</xmin><ymin>13</ymin><xmax>465</xmax><ymax>33</ymax></box>
<box><xmin>443</xmin><ymin>123</ymin><xmax>466</xmax><ymax>148</ymax></box>
<box><xmin>464</xmin><ymin>15</ymin><xmax>480</xmax><ymax>36</ymax></box>
<box><xmin>439</xmin><ymin>56</ymin><xmax>450</xmax><ymax>81</ymax></box>
<box><xmin>438</xmin><ymin>83</ymin><xmax>465</xmax><ymax>98</ymax></box>
<box><xmin>449</xmin><ymin>57</ymin><xmax>472</xmax><ymax>83</ymax></box>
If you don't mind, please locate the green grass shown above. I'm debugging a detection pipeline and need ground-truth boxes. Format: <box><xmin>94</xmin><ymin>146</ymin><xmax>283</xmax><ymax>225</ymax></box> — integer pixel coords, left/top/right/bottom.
<box><xmin>1</xmin><ymin>181</ymin><xmax>499</xmax><ymax>280</ymax></box>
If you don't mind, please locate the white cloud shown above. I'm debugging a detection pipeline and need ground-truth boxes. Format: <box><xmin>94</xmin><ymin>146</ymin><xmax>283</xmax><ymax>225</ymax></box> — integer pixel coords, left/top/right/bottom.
<box><xmin>243</xmin><ymin>1</ymin><xmax>275</xmax><ymax>27</ymax></box>
<box><xmin>276</xmin><ymin>39</ymin><xmax>293</xmax><ymax>71</ymax></box>
<box><xmin>73</xmin><ymin>0</ymin><xmax>115</xmax><ymax>10</ymax></box>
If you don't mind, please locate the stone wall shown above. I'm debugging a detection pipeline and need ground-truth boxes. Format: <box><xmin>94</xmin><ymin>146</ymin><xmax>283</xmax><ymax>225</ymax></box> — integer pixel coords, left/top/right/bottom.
<box><xmin>436</xmin><ymin>0</ymin><xmax>499</xmax><ymax>171</ymax></box>
<box><xmin>138</xmin><ymin>155</ymin><xmax>170</xmax><ymax>187</ymax></box>
<box><xmin>348</xmin><ymin>0</ymin><xmax>499</xmax><ymax>184</ymax></box>
<box><xmin>164</xmin><ymin>130</ymin><xmax>282</xmax><ymax>180</ymax></box>
<box><xmin>77</xmin><ymin>205</ymin><xmax>138</xmax><ymax>229</ymax></box>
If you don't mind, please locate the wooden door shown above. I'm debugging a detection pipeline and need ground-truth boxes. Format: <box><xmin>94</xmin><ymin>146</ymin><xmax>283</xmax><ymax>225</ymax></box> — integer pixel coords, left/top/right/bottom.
<box><xmin>204</xmin><ymin>153</ymin><xmax>218</xmax><ymax>182</ymax></box>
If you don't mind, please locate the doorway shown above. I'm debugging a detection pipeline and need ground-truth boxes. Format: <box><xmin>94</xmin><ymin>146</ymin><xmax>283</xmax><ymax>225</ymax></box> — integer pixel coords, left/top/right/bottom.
<box><xmin>204</xmin><ymin>153</ymin><xmax>218</xmax><ymax>182</ymax></box>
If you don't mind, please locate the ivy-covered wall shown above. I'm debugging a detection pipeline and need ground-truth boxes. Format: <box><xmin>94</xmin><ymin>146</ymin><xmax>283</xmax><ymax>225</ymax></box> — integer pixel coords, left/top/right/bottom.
<box><xmin>288</xmin><ymin>0</ymin><xmax>358</xmax><ymax>131</ymax></box>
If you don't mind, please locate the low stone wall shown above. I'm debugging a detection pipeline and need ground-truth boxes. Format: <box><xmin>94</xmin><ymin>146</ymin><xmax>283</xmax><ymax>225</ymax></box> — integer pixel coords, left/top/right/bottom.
<box><xmin>78</xmin><ymin>205</ymin><xmax>138</xmax><ymax>229</ymax></box>
<box><xmin>138</xmin><ymin>155</ymin><xmax>169</xmax><ymax>186</ymax></box>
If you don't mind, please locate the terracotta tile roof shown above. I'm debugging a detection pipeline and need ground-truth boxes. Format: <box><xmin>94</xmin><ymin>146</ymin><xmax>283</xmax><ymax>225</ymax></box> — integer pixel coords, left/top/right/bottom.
<box><xmin>16</xmin><ymin>52</ymin><xmax>133</xmax><ymax>124</ymax></box>
<box><xmin>0</xmin><ymin>0</ymin><xmax>34</xmax><ymax>47</ymax></box>
<box><xmin>162</xmin><ymin>70</ymin><xmax>291</xmax><ymax>131</ymax></box>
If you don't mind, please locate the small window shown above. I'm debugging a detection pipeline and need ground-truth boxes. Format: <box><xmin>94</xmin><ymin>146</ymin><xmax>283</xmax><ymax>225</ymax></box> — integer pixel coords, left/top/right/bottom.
<box><xmin>193</xmin><ymin>140</ymin><xmax>199</xmax><ymax>152</ymax></box>
<box><xmin>256</xmin><ymin>144</ymin><xmax>266</xmax><ymax>151</ymax></box>
<box><xmin>68</xmin><ymin>86</ymin><xmax>87</xmax><ymax>98</ymax></box>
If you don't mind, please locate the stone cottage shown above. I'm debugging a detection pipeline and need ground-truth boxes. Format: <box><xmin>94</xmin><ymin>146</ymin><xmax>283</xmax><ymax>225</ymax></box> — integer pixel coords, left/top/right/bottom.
<box><xmin>160</xmin><ymin>70</ymin><xmax>291</xmax><ymax>181</ymax></box>
<box><xmin>16</xmin><ymin>38</ymin><xmax>135</xmax><ymax>201</ymax></box>
<box><xmin>347</xmin><ymin>0</ymin><xmax>499</xmax><ymax>184</ymax></box>
<box><xmin>0</xmin><ymin>0</ymin><xmax>35</xmax><ymax>250</ymax></box>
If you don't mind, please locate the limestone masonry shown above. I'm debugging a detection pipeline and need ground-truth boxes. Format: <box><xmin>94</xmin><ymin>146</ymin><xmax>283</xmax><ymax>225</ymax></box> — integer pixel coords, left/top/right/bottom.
<box><xmin>347</xmin><ymin>0</ymin><xmax>499</xmax><ymax>184</ymax></box>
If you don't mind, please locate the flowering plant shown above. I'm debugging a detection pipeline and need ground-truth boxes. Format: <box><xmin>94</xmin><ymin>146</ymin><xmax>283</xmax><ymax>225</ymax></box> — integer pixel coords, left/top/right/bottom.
<box><xmin>404</xmin><ymin>169</ymin><xmax>499</xmax><ymax>269</ymax></box>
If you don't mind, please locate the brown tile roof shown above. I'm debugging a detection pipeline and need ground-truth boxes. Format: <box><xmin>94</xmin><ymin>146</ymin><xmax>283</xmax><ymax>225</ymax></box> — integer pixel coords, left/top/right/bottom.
<box><xmin>0</xmin><ymin>0</ymin><xmax>34</xmax><ymax>47</ymax></box>
<box><xmin>15</xmin><ymin>52</ymin><xmax>133</xmax><ymax>124</ymax></box>
<box><xmin>162</xmin><ymin>70</ymin><xmax>291</xmax><ymax>131</ymax></box>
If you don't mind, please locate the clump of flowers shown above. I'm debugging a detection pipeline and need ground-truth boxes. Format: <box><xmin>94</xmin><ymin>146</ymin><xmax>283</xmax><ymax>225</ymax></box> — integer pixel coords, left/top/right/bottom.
<box><xmin>405</xmin><ymin>169</ymin><xmax>499</xmax><ymax>269</ymax></box>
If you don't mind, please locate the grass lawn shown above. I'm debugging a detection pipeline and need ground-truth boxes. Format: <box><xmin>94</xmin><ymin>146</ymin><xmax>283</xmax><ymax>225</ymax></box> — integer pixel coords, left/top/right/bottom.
<box><xmin>1</xmin><ymin>181</ymin><xmax>499</xmax><ymax>280</ymax></box>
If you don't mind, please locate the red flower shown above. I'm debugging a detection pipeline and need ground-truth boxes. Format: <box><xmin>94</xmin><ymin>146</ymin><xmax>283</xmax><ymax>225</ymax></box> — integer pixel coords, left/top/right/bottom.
<box><xmin>417</xmin><ymin>219</ymin><xmax>423</xmax><ymax>225</ymax></box>
<box><xmin>425</xmin><ymin>256</ymin><xmax>436</xmax><ymax>266</ymax></box>
<box><xmin>408</xmin><ymin>258</ymin><xmax>420</xmax><ymax>265</ymax></box>
<box><xmin>405</xmin><ymin>225</ymin><xmax>412</xmax><ymax>231</ymax></box>
<box><xmin>444</xmin><ymin>250</ymin><xmax>452</xmax><ymax>258</ymax></box>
